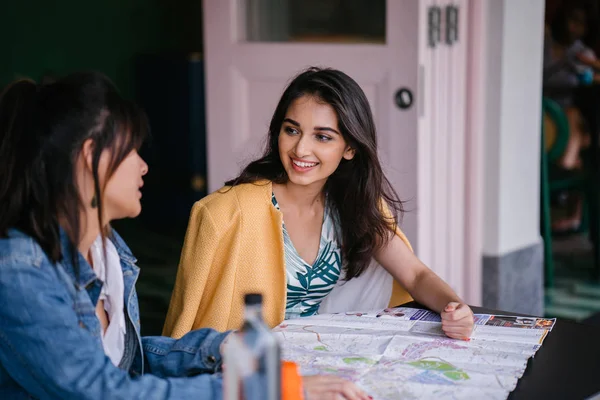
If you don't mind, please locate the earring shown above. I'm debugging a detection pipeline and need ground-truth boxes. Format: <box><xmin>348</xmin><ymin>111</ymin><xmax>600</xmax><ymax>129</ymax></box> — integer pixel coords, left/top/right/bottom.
<box><xmin>91</xmin><ymin>195</ymin><xmax>98</xmax><ymax>208</ymax></box>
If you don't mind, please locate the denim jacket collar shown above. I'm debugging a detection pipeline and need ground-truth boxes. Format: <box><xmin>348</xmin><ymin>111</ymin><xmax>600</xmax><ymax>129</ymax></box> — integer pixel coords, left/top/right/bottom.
<box><xmin>58</xmin><ymin>228</ymin><xmax>98</xmax><ymax>291</ymax></box>
<box><xmin>107</xmin><ymin>229</ymin><xmax>137</xmax><ymax>264</ymax></box>
<box><xmin>58</xmin><ymin>228</ymin><xmax>139</xmax><ymax>291</ymax></box>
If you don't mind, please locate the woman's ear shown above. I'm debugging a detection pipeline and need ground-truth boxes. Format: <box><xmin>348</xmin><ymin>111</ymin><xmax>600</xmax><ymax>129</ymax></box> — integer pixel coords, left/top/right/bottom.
<box><xmin>343</xmin><ymin>146</ymin><xmax>356</xmax><ymax>160</ymax></box>
<box><xmin>81</xmin><ymin>139</ymin><xmax>95</xmax><ymax>172</ymax></box>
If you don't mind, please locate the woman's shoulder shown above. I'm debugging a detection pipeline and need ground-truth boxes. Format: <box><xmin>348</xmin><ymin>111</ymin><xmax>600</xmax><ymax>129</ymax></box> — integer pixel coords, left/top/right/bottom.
<box><xmin>197</xmin><ymin>180</ymin><xmax>272</xmax><ymax>208</ymax></box>
<box><xmin>0</xmin><ymin>229</ymin><xmax>48</xmax><ymax>267</ymax></box>
<box><xmin>191</xmin><ymin>180</ymin><xmax>274</xmax><ymax>222</ymax></box>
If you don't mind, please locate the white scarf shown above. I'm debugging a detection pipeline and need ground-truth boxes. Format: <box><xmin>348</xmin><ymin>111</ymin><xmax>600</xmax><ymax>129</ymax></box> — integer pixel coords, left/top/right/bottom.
<box><xmin>90</xmin><ymin>235</ymin><xmax>126</xmax><ymax>366</ymax></box>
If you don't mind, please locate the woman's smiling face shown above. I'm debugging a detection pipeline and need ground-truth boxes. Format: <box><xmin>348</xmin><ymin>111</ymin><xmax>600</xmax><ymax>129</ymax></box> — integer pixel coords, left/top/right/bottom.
<box><xmin>278</xmin><ymin>95</ymin><xmax>355</xmax><ymax>189</ymax></box>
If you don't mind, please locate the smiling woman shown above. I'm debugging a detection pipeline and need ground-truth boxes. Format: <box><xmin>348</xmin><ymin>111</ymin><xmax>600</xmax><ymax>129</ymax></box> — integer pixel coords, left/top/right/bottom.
<box><xmin>278</xmin><ymin>97</ymin><xmax>355</xmax><ymax>188</ymax></box>
<box><xmin>164</xmin><ymin>68</ymin><xmax>474</xmax><ymax>357</ymax></box>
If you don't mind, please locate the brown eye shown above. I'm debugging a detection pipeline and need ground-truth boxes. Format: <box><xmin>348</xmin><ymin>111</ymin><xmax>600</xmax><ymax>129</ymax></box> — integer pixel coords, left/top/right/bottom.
<box><xmin>285</xmin><ymin>127</ymin><xmax>299</xmax><ymax>135</ymax></box>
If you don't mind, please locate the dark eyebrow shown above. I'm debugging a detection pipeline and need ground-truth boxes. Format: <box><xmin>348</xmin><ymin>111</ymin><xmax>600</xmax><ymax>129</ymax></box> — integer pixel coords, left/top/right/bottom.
<box><xmin>283</xmin><ymin>118</ymin><xmax>340</xmax><ymax>135</ymax></box>
<box><xmin>283</xmin><ymin>118</ymin><xmax>300</xmax><ymax>127</ymax></box>
<box><xmin>315</xmin><ymin>126</ymin><xmax>340</xmax><ymax>135</ymax></box>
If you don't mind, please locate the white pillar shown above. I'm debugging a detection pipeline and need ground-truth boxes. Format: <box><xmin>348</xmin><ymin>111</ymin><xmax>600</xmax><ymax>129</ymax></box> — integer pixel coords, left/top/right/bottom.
<box><xmin>481</xmin><ymin>0</ymin><xmax>546</xmax><ymax>315</ymax></box>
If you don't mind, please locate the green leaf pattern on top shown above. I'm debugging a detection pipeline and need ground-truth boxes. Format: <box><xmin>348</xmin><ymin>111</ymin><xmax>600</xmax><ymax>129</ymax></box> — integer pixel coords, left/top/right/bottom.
<box><xmin>272</xmin><ymin>193</ymin><xmax>342</xmax><ymax>319</ymax></box>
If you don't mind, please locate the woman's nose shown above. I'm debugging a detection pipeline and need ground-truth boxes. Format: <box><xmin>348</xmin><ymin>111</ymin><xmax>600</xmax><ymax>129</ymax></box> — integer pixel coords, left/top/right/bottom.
<box><xmin>140</xmin><ymin>158</ymin><xmax>149</xmax><ymax>176</ymax></box>
<box><xmin>293</xmin><ymin>135</ymin><xmax>311</xmax><ymax>158</ymax></box>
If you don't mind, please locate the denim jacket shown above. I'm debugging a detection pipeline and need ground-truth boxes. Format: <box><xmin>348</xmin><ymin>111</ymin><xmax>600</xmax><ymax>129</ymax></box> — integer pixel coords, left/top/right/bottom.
<box><xmin>0</xmin><ymin>228</ymin><xmax>228</xmax><ymax>399</ymax></box>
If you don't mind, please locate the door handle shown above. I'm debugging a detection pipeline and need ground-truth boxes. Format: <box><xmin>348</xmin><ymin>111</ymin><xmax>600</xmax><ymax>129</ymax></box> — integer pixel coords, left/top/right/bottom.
<box><xmin>395</xmin><ymin>88</ymin><xmax>414</xmax><ymax>110</ymax></box>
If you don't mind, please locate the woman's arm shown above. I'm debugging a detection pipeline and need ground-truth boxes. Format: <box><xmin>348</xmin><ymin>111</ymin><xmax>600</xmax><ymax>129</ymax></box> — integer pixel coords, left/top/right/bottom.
<box><xmin>375</xmin><ymin>233</ymin><xmax>474</xmax><ymax>339</ymax></box>
<box><xmin>0</xmin><ymin>256</ymin><xmax>223</xmax><ymax>399</ymax></box>
<box><xmin>142</xmin><ymin>329</ymin><xmax>231</xmax><ymax>378</ymax></box>
<box><xmin>575</xmin><ymin>52</ymin><xmax>600</xmax><ymax>70</ymax></box>
<box><xmin>374</xmin><ymin>233</ymin><xmax>459</xmax><ymax>312</ymax></box>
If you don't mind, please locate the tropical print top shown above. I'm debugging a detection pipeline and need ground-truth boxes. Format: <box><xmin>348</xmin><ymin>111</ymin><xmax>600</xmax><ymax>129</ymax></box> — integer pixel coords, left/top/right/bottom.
<box><xmin>271</xmin><ymin>193</ymin><xmax>342</xmax><ymax>319</ymax></box>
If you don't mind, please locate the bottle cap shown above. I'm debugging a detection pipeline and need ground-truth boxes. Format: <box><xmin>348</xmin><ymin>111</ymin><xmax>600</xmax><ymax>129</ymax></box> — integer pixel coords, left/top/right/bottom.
<box><xmin>244</xmin><ymin>293</ymin><xmax>263</xmax><ymax>305</ymax></box>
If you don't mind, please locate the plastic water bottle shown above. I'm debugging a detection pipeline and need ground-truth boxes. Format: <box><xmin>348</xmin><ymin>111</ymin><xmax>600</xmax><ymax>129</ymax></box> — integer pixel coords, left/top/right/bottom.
<box><xmin>223</xmin><ymin>293</ymin><xmax>281</xmax><ymax>400</ymax></box>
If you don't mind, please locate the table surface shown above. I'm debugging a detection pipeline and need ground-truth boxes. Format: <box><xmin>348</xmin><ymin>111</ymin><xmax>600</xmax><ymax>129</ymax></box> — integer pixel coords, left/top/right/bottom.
<box><xmin>400</xmin><ymin>302</ymin><xmax>600</xmax><ymax>399</ymax></box>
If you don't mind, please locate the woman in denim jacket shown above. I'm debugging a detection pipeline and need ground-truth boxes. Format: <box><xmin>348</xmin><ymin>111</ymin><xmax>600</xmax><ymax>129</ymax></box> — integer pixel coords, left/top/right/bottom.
<box><xmin>0</xmin><ymin>72</ymin><xmax>367</xmax><ymax>400</ymax></box>
<box><xmin>0</xmin><ymin>72</ymin><xmax>232</xmax><ymax>399</ymax></box>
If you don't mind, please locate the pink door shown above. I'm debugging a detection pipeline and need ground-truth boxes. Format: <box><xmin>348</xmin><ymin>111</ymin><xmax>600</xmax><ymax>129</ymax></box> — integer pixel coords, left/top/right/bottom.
<box><xmin>203</xmin><ymin>0</ymin><xmax>479</xmax><ymax>303</ymax></box>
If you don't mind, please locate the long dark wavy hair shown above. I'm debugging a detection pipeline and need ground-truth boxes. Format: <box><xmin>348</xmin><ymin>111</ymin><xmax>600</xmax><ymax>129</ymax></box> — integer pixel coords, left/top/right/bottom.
<box><xmin>226</xmin><ymin>67</ymin><xmax>404</xmax><ymax>279</ymax></box>
<box><xmin>0</xmin><ymin>72</ymin><xmax>148</xmax><ymax>268</ymax></box>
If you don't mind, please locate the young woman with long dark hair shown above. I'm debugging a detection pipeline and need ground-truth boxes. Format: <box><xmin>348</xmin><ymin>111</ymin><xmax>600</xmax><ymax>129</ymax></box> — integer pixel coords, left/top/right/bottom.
<box><xmin>164</xmin><ymin>67</ymin><xmax>474</xmax><ymax>356</ymax></box>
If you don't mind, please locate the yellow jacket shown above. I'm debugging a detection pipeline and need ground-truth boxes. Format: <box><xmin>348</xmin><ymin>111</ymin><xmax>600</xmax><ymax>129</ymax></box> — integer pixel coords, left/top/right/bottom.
<box><xmin>163</xmin><ymin>181</ymin><xmax>412</xmax><ymax>338</ymax></box>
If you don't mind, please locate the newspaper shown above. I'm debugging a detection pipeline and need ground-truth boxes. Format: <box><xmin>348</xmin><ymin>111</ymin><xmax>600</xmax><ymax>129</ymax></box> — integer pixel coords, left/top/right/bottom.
<box><xmin>273</xmin><ymin>307</ymin><xmax>555</xmax><ymax>400</ymax></box>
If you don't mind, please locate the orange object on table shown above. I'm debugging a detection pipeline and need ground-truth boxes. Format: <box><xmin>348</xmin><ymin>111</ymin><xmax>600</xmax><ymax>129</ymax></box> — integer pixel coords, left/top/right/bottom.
<box><xmin>282</xmin><ymin>361</ymin><xmax>304</xmax><ymax>400</ymax></box>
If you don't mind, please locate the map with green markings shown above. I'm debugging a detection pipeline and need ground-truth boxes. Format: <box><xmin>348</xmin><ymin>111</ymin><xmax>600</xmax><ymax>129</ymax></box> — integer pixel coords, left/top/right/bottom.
<box><xmin>273</xmin><ymin>307</ymin><xmax>555</xmax><ymax>400</ymax></box>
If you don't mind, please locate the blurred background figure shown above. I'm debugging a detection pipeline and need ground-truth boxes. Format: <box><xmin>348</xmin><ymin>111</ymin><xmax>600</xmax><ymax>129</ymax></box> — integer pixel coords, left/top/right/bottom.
<box><xmin>542</xmin><ymin>0</ymin><xmax>600</xmax><ymax>325</ymax></box>
<box><xmin>543</xmin><ymin>1</ymin><xmax>596</xmax><ymax>232</ymax></box>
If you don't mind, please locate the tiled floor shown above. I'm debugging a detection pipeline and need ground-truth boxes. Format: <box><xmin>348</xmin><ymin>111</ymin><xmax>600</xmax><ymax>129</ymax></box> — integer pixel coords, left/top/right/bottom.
<box><xmin>547</xmin><ymin>234</ymin><xmax>600</xmax><ymax>322</ymax></box>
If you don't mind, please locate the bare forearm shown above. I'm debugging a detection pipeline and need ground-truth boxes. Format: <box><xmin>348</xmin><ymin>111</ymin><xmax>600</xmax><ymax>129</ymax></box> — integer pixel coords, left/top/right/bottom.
<box><xmin>375</xmin><ymin>233</ymin><xmax>465</xmax><ymax>314</ymax></box>
<box><xmin>409</xmin><ymin>269</ymin><xmax>462</xmax><ymax>314</ymax></box>
<box><xmin>585</xmin><ymin>59</ymin><xmax>600</xmax><ymax>71</ymax></box>
<box><xmin>576</xmin><ymin>54</ymin><xmax>600</xmax><ymax>70</ymax></box>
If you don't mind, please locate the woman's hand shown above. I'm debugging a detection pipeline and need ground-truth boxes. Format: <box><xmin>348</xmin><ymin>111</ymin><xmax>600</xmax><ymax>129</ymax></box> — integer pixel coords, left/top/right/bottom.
<box><xmin>303</xmin><ymin>375</ymin><xmax>371</xmax><ymax>400</ymax></box>
<box><xmin>441</xmin><ymin>302</ymin><xmax>474</xmax><ymax>340</ymax></box>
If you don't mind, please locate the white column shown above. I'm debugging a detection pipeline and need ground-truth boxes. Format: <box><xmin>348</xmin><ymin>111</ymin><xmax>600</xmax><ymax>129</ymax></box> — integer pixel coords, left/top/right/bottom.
<box><xmin>483</xmin><ymin>0</ymin><xmax>545</xmax><ymax>257</ymax></box>
<box><xmin>480</xmin><ymin>0</ymin><xmax>546</xmax><ymax>315</ymax></box>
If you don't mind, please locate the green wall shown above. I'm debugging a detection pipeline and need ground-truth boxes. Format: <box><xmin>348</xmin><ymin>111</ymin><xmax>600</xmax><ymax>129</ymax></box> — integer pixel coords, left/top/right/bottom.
<box><xmin>1</xmin><ymin>0</ymin><xmax>203</xmax><ymax>97</ymax></box>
